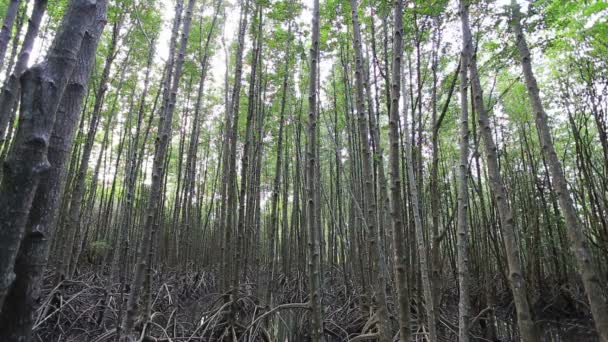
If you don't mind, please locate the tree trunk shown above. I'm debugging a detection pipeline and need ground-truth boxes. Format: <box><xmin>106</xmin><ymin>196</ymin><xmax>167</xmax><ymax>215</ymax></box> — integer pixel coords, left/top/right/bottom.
<box><xmin>463</xmin><ymin>2</ymin><xmax>539</xmax><ymax>339</ymax></box>
<box><xmin>0</xmin><ymin>0</ymin><xmax>47</xmax><ymax>150</ymax></box>
<box><xmin>220</xmin><ymin>0</ymin><xmax>249</xmax><ymax>297</ymax></box>
<box><xmin>348</xmin><ymin>1</ymin><xmax>390</xmax><ymax>340</ymax></box>
<box><xmin>307</xmin><ymin>0</ymin><xmax>323</xmax><ymax>339</ymax></box>
<box><xmin>388</xmin><ymin>1</ymin><xmax>411</xmax><ymax>340</ymax></box>
<box><xmin>0</xmin><ymin>0</ymin><xmax>97</xmax><ymax>311</ymax></box>
<box><xmin>121</xmin><ymin>0</ymin><xmax>193</xmax><ymax>336</ymax></box>
<box><xmin>266</xmin><ymin>26</ymin><xmax>291</xmax><ymax>307</ymax></box>
<box><xmin>511</xmin><ymin>3</ymin><xmax>608</xmax><ymax>340</ymax></box>
<box><xmin>0</xmin><ymin>1</ymin><xmax>106</xmax><ymax>338</ymax></box>
<box><xmin>59</xmin><ymin>15</ymin><xmax>123</xmax><ymax>279</ymax></box>
<box><xmin>0</xmin><ymin>0</ymin><xmax>21</xmax><ymax>75</ymax></box>
<box><xmin>233</xmin><ymin>5</ymin><xmax>262</xmax><ymax>311</ymax></box>
<box><xmin>457</xmin><ymin>1</ymin><xmax>472</xmax><ymax>339</ymax></box>
<box><xmin>402</xmin><ymin>28</ymin><xmax>438</xmax><ymax>342</ymax></box>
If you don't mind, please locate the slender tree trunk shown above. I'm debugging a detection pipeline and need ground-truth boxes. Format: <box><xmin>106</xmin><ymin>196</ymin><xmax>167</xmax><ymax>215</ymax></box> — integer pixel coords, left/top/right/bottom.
<box><xmin>180</xmin><ymin>1</ymin><xmax>219</xmax><ymax>268</ymax></box>
<box><xmin>401</xmin><ymin>30</ymin><xmax>438</xmax><ymax>342</ymax></box>
<box><xmin>428</xmin><ymin>19</ymin><xmax>445</xmax><ymax>318</ymax></box>
<box><xmin>0</xmin><ymin>0</ymin><xmax>21</xmax><ymax>75</ymax></box>
<box><xmin>112</xmin><ymin>38</ymin><xmax>155</xmax><ymax>280</ymax></box>
<box><xmin>1</xmin><ymin>1</ymin><xmax>22</xmax><ymax>84</ymax></box>
<box><xmin>291</xmin><ymin>108</ymin><xmax>303</xmax><ymax>274</ymax></box>
<box><xmin>462</xmin><ymin>2</ymin><xmax>539</xmax><ymax>340</ymax></box>
<box><xmin>265</xmin><ymin>27</ymin><xmax>291</xmax><ymax>307</ymax></box>
<box><xmin>457</xmin><ymin>2</ymin><xmax>472</xmax><ymax>339</ymax></box>
<box><xmin>348</xmin><ymin>1</ymin><xmax>390</xmax><ymax>340</ymax></box>
<box><xmin>220</xmin><ymin>0</ymin><xmax>250</xmax><ymax>297</ymax></box>
<box><xmin>121</xmin><ymin>0</ymin><xmax>194</xmax><ymax>336</ymax></box>
<box><xmin>511</xmin><ymin>3</ymin><xmax>608</xmax><ymax>340</ymax></box>
<box><xmin>233</xmin><ymin>6</ymin><xmax>262</xmax><ymax>312</ymax></box>
<box><xmin>307</xmin><ymin>0</ymin><xmax>323</xmax><ymax>339</ymax></box>
<box><xmin>388</xmin><ymin>1</ymin><xmax>411</xmax><ymax>340</ymax></box>
<box><xmin>0</xmin><ymin>0</ymin><xmax>47</xmax><ymax>150</ymax></box>
<box><xmin>0</xmin><ymin>2</ymin><xmax>24</xmax><ymax>155</ymax></box>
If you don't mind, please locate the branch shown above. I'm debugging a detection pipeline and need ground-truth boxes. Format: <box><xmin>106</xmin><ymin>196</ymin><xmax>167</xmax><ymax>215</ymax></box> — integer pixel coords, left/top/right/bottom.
<box><xmin>243</xmin><ymin>302</ymin><xmax>310</xmax><ymax>333</ymax></box>
<box><xmin>434</xmin><ymin>223</ymin><xmax>450</xmax><ymax>244</ymax></box>
<box><xmin>435</xmin><ymin>58</ymin><xmax>461</xmax><ymax>134</ymax></box>
<box><xmin>349</xmin><ymin>333</ymin><xmax>380</xmax><ymax>342</ymax></box>
<box><xmin>469</xmin><ymin>306</ymin><xmax>493</xmax><ymax>329</ymax></box>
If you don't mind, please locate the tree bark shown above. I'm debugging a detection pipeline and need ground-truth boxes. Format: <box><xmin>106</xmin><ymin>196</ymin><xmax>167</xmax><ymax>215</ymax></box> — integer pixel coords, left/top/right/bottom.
<box><xmin>388</xmin><ymin>1</ymin><xmax>411</xmax><ymax>341</ymax></box>
<box><xmin>60</xmin><ymin>15</ymin><xmax>123</xmax><ymax>279</ymax></box>
<box><xmin>0</xmin><ymin>0</ymin><xmax>97</xmax><ymax>311</ymax></box>
<box><xmin>220</xmin><ymin>0</ymin><xmax>249</xmax><ymax>296</ymax></box>
<box><xmin>0</xmin><ymin>0</ymin><xmax>47</xmax><ymax>150</ymax></box>
<box><xmin>348</xmin><ymin>1</ymin><xmax>390</xmax><ymax>340</ymax></box>
<box><xmin>307</xmin><ymin>0</ymin><xmax>323</xmax><ymax>339</ymax></box>
<box><xmin>457</xmin><ymin>1</ymin><xmax>472</xmax><ymax>340</ymax></box>
<box><xmin>463</xmin><ymin>2</ymin><xmax>539</xmax><ymax>340</ymax></box>
<box><xmin>511</xmin><ymin>3</ymin><xmax>608</xmax><ymax>340</ymax></box>
<box><xmin>0</xmin><ymin>0</ymin><xmax>106</xmax><ymax>338</ymax></box>
<box><xmin>121</xmin><ymin>0</ymin><xmax>193</xmax><ymax>337</ymax></box>
<box><xmin>233</xmin><ymin>5</ymin><xmax>262</xmax><ymax>310</ymax></box>
<box><xmin>266</xmin><ymin>25</ymin><xmax>291</xmax><ymax>307</ymax></box>
<box><xmin>0</xmin><ymin>0</ymin><xmax>21</xmax><ymax>75</ymax></box>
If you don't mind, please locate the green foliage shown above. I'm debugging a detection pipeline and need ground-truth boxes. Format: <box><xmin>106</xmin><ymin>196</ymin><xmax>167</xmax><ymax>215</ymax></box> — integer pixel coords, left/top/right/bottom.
<box><xmin>0</xmin><ymin>0</ymin><xmax>8</xmax><ymax>18</ymax></box>
<box><xmin>267</xmin><ymin>0</ymin><xmax>302</xmax><ymax>21</ymax></box>
<box><xmin>540</xmin><ymin>0</ymin><xmax>608</xmax><ymax>61</ymax></box>
<box><xmin>500</xmin><ymin>80</ymin><xmax>533</xmax><ymax>124</ymax></box>
<box><xmin>85</xmin><ymin>240</ymin><xmax>111</xmax><ymax>265</ymax></box>
<box><xmin>46</xmin><ymin>0</ymin><xmax>69</xmax><ymax>27</ymax></box>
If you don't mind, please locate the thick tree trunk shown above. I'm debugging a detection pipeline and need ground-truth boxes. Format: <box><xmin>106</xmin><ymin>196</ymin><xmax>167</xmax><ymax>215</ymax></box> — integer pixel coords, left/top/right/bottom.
<box><xmin>0</xmin><ymin>0</ymin><xmax>97</xmax><ymax>311</ymax></box>
<box><xmin>0</xmin><ymin>1</ymin><xmax>106</xmax><ymax>338</ymax></box>
<box><xmin>59</xmin><ymin>16</ymin><xmax>123</xmax><ymax>279</ymax></box>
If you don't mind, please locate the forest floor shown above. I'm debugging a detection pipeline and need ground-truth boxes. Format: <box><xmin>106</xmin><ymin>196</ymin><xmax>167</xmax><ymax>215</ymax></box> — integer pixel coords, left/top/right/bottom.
<box><xmin>32</xmin><ymin>266</ymin><xmax>599</xmax><ymax>342</ymax></box>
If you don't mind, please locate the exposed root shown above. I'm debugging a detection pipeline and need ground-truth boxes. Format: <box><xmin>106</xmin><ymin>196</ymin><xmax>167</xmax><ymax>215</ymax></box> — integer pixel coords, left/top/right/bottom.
<box><xmin>31</xmin><ymin>267</ymin><xmax>599</xmax><ymax>341</ymax></box>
